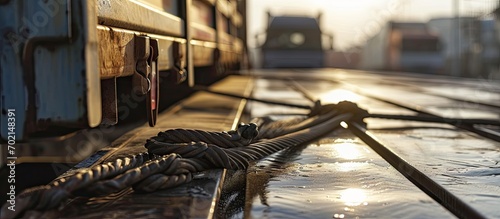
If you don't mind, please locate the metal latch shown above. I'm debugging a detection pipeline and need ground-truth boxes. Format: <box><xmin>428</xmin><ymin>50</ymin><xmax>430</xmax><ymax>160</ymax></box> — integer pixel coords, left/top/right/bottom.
<box><xmin>161</xmin><ymin>41</ymin><xmax>187</xmax><ymax>84</ymax></box>
<box><xmin>133</xmin><ymin>35</ymin><xmax>159</xmax><ymax>126</ymax></box>
<box><xmin>172</xmin><ymin>41</ymin><xmax>187</xmax><ymax>84</ymax></box>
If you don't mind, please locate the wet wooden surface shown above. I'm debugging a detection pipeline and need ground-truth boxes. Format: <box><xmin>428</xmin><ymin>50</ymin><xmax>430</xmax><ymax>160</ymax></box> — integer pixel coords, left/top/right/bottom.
<box><xmin>241</xmin><ymin>69</ymin><xmax>499</xmax><ymax>219</ymax></box>
<box><xmin>45</xmin><ymin>69</ymin><xmax>500</xmax><ymax>218</ymax></box>
<box><xmin>48</xmin><ymin>75</ymin><xmax>253</xmax><ymax>219</ymax></box>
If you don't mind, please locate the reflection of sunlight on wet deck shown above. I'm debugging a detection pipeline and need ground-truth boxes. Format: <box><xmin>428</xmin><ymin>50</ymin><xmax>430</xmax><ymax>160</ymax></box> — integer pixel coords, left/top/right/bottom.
<box><xmin>333</xmin><ymin>143</ymin><xmax>362</xmax><ymax>160</ymax></box>
<box><xmin>337</xmin><ymin>162</ymin><xmax>368</xmax><ymax>172</ymax></box>
<box><xmin>320</xmin><ymin>89</ymin><xmax>361</xmax><ymax>103</ymax></box>
<box><xmin>322</xmin><ymin>141</ymin><xmax>370</xmax><ymax>171</ymax></box>
<box><xmin>340</xmin><ymin>188</ymin><xmax>368</xmax><ymax>207</ymax></box>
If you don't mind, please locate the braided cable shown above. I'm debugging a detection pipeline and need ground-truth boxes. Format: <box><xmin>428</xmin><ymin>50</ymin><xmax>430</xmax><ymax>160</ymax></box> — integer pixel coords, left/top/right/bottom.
<box><xmin>1</xmin><ymin>101</ymin><xmax>364</xmax><ymax>219</ymax></box>
<box><xmin>1</xmin><ymin>153</ymin><xmax>149</xmax><ymax>219</ymax></box>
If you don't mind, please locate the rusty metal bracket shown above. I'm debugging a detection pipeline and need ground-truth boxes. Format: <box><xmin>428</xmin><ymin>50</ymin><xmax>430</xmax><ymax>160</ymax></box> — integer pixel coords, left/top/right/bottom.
<box><xmin>133</xmin><ymin>35</ymin><xmax>151</xmax><ymax>95</ymax></box>
<box><xmin>133</xmin><ymin>35</ymin><xmax>159</xmax><ymax>126</ymax></box>
<box><xmin>148</xmin><ymin>39</ymin><xmax>159</xmax><ymax>126</ymax></box>
<box><xmin>162</xmin><ymin>41</ymin><xmax>187</xmax><ymax>84</ymax></box>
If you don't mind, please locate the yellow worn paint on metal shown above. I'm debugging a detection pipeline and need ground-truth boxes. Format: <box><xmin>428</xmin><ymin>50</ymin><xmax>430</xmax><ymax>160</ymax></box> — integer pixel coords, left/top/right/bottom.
<box><xmin>96</xmin><ymin>25</ymin><xmax>184</xmax><ymax>78</ymax></box>
<box><xmin>97</xmin><ymin>26</ymin><xmax>136</xmax><ymax>79</ymax></box>
<box><xmin>97</xmin><ymin>0</ymin><xmax>185</xmax><ymax>37</ymax></box>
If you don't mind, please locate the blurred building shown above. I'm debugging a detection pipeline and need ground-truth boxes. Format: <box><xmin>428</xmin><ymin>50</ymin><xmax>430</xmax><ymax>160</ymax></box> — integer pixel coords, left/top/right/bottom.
<box><xmin>469</xmin><ymin>19</ymin><xmax>499</xmax><ymax>79</ymax></box>
<box><xmin>427</xmin><ymin>17</ymin><xmax>476</xmax><ymax>77</ymax></box>
<box><xmin>493</xmin><ymin>3</ymin><xmax>500</xmax><ymax>79</ymax></box>
<box><xmin>428</xmin><ymin>1</ymin><xmax>500</xmax><ymax>79</ymax></box>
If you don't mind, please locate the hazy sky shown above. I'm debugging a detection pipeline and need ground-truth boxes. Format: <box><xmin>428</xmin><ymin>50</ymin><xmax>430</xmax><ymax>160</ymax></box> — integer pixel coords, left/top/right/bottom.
<box><xmin>247</xmin><ymin>0</ymin><xmax>498</xmax><ymax>50</ymax></box>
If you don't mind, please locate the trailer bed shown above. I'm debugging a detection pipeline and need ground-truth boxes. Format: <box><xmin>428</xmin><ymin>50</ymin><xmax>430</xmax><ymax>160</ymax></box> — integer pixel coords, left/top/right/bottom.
<box><xmin>17</xmin><ymin>69</ymin><xmax>500</xmax><ymax>219</ymax></box>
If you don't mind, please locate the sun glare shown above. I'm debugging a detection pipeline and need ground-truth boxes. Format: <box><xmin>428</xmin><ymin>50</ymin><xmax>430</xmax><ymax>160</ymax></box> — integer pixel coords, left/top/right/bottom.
<box><xmin>320</xmin><ymin>89</ymin><xmax>361</xmax><ymax>103</ymax></box>
<box><xmin>340</xmin><ymin>188</ymin><xmax>368</xmax><ymax>206</ymax></box>
<box><xmin>333</xmin><ymin>143</ymin><xmax>362</xmax><ymax>160</ymax></box>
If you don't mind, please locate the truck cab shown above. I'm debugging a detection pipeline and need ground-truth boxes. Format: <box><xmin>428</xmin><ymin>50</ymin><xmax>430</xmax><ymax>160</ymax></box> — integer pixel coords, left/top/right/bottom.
<box><xmin>260</xmin><ymin>14</ymin><xmax>326</xmax><ymax>68</ymax></box>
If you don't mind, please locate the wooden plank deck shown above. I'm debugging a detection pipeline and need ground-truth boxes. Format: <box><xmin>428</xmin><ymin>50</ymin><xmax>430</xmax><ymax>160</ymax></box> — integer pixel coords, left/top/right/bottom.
<box><xmin>40</xmin><ymin>75</ymin><xmax>253</xmax><ymax>218</ymax></box>
<box><xmin>240</xmin><ymin>69</ymin><xmax>499</xmax><ymax>219</ymax></box>
<box><xmin>23</xmin><ymin>69</ymin><xmax>500</xmax><ymax>218</ymax></box>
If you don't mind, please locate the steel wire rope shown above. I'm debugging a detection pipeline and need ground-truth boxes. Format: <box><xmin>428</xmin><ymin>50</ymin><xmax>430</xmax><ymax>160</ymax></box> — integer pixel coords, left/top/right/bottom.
<box><xmin>234</xmin><ymin>74</ymin><xmax>494</xmax><ymax>218</ymax></box>
<box><xmin>346</xmin><ymin>121</ymin><xmax>487</xmax><ymax>219</ymax></box>
<box><xmin>198</xmin><ymin>76</ymin><xmax>500</xmax><ymax>140</ymax></box>
<box><xmin>6</xmin><ymin>74</ymin><xmax>495</xmax><ymax>218</ymax></box>
<box><xmin>1</xmin><ymin>102</ymin><xmax>355</xmax><ymax>219</ymax></box>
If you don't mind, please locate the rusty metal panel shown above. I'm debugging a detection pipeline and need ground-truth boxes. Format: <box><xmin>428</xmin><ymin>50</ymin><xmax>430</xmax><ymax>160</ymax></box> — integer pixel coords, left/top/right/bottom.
<box><xmin>97</xmin><ymin>26</ymin><xmax>136</xmax><ymax>79</ymax></box>
<box><xmin>97</xmin><ymin>25</ymin><xmax>187</xmax><ymax>78</ymax></box>
<box><xmin>100</xmin><ymin>78</ymin><xmax>118</xmax><ymax>125</ymax></box>
<box><xmin>219</xmin><ymin>40</ymin><xmax>233</xmax><ymax>65</ymax></box>
<box><xmin>157</xmin><ymin>36</ymin><xmax>186</xmax><ymax>72</ymax></box>
<box><xmin>192</xmin><ymin>0</ymin><xmax>214</xmax><ymax>27</ymax></box>
<box><xmin>233</xmin><ymin>37</ymin><xmax>243</xmax><ymax>54</ymax></box>
<box><xmin>189</xmin><ymin>0</ymin><xmax>216</xmax><ymax>67</ymax></box>
<box><xmin>192</xmin><ymin>40</ymin><xmax>216</xmax><ymax>67</ymax></box>
<box><xmin>97</xmin><ymin>0</ymin><xmax>184</xmax><ymax>38</ymax></box>
<box><xmin>136</xmin><ymin>0</ymin><xmax>179</xmax><ymax>16</ymax></box>
<box><xmin>231</xmin><ymin>11</ymin><xmax>242</xmax><ymax>27</ymax></box>
<box><xmin>216</xmin><ymin>11</ymin><xmax>230</xmax><ymax>34</ymax></box>
<box><xmin>191</xmin><ymin>23</ymin><xmax>216</xmax><ymax>42</ymax></box>
<box><xmin>191</xmin><ymin>0</ymin><xmax>216</xmax><ymax>41</ymax></box>
<box><xmin>216</xmin><ymin>0</ymin><xmax>232</xmax><ymax>18</ymax></box>
<box><xmin>219</xmin><ymin>31</ymin><xmax>232</xmax><ymax>44</ymax></box>
<box><xmin>200</xmin><ymin>0</ymin><xmax>216</xmax><ymax>6</ymax></box>
<box><xmin>0</xmin><ymin>0</ymin><xmax>101</xmax><ymax>140</ymax></box>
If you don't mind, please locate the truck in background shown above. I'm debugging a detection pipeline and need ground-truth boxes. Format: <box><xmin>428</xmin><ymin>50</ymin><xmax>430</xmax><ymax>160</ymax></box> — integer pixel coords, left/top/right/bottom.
<box><xmin>257</xmin><ymin>13</ymin><xmax>332</xmax><ymax>68</ymax></box>
<box><xmin>360</xmin><ymin>21</ymin><xmax>444</xmax><ymax>74</ymax></box>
